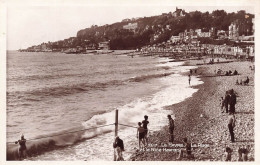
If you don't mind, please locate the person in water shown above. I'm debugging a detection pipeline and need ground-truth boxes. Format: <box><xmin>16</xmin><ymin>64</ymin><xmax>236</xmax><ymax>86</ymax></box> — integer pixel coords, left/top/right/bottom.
<box><xmin>15</xmin><ymin>134</ymin><xmax>27</xmax><ymax>160</ymax></box>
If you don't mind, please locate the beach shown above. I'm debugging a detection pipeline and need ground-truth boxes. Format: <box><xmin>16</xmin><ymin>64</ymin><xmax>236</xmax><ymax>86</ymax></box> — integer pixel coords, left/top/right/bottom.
<box><xmin>130</xmin><ymin>58</ymin><xmax>254</xmax><ymax>161</ymax></box>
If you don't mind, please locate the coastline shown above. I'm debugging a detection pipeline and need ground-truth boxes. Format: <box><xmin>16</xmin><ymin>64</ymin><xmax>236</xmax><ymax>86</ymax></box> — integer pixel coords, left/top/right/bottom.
<box><xmin>129</xmin><ymin>58</ymin><xmax>254</xmax><ymax>161</ymax></box>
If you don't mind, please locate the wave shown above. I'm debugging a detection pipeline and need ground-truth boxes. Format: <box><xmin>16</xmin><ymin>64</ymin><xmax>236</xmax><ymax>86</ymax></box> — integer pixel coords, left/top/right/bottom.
<box><xmin>7</xmin><ymin>72</ymin><xmax>175</xmax><ymax>100</ymax></box>
<box><xmin>6</xmin><ymin>124</ymin><xmax>114</xmax><ymax>160</ymax></box>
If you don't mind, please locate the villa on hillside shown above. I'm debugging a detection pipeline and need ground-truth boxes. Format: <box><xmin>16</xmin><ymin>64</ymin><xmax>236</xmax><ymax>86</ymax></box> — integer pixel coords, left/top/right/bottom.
<box><xmin>98</xmin><ymin>41</ymin><xmax>110</xmax><ymax>50</ymax></box>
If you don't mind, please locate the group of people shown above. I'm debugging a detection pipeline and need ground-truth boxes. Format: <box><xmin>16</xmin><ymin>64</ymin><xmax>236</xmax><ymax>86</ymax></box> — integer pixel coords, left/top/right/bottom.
<box><xmin>236</xmin><ymin>76</ymin><xmax>249</xmax><ymax>85</ymax></box>
<box><xmin>215</xmin><ymin>69</ymin><xmax>238</xmax><ymax>76</ymax></box>
<box><xmin>137</xmin><ymin>115</ymin><xmax>149</xmax><ymax>149</ymax></box>
<box><xmin>221</xmin><ymin>89</ymin><xmax>237</xmax><ymax>115</ymax></box>
<box><xmin>113</xmin><ymin>114</ymin><xmax>192</xmax><ymax>161</ymax></box>
<box><xmin>224</xmin><ymin>145</ymin><xmax>251</xmax><ymax>161</ymax></box>
<box><xmin>220</xmin><ymin>89</ymin><xmax>237</xmax><ymax>143</ymax></box>
<box><xmin>113</xmin><ymin>115</ymin><xmax>149</xmax><ymax>161</ymax></box>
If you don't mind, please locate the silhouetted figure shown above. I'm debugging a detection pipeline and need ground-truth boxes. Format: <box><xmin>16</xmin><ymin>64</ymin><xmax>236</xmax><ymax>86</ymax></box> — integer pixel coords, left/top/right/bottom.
<box><xmin>137</xmin><ymin>122</ymin><xmax>145</xmax><ymax>150</ymax></box>
<box><xmin>224</xmin><ymin>91</ymin><xmax>230</xmax><ymax>113</ymax></box>
<box><xmin>142</xmin><ymin>115</ymin><xmax>149</xmax><ymax>146</ymax></box>
<box><xmin>177</xmin><ymin>137</ymin><xmax>192</xmax><ymax>160</ymax></box>
<box><xmin>188</xmin><ymin>75</ymin><xmax>191</xmax><ymax>86</ymax></box>
<box><xmin>229</xmin><ymin>89</ymin><xmax>237</xmax><ymax>114</ymax></box>
<box><xmin>167</xmin><ymin>115</ymin><xmax>175</xmax><ymax>143</ymax></box>
<box><xmin>15</xmin><ymin>134</ymin><xmax>27</xmax><ymax>160</ymax></box>
<box><xmin>244</xmin><ymin>76</ymin><xmax>249</xmax><ymax>85</ymax></box>
<box><xmin>113</xmin><ymin>136</ymin><xmax>124</xmax><ymax>161</ymax></box>
<box><xmin>224</xmin><ymin>147</ymin><xmax>233</xmax><ymax>161</ymax></box>
<box><xmin>233</xmin><ymin>70</ymin><xmax>238</xmax><ymax>75</ymax></box>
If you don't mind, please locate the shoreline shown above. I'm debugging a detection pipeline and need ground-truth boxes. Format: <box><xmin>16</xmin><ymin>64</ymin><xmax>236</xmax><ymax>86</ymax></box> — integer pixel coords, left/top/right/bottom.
<box><xmin>129</xmin><ymin>58</ymin><xmax>254</xmax><ymax>161</ymax></box>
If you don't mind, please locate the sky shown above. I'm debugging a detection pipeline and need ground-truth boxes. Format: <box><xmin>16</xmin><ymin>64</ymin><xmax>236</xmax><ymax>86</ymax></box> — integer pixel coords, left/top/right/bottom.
<box><xmin>6</xmin><ymin>1</ymin><xmax>255</xmax><ymax>50</ymax></box>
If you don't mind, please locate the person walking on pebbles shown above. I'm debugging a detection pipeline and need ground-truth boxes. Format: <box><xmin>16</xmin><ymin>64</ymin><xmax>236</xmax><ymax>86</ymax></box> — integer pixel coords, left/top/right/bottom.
<box><xmin>167</xmin><ymin>115</ymin><xmax>175</xmax><ymax>143</ymax></box>
<box><xmin>227</xmin><ymin>113</ymin><xmax>236</xmax><ymax>143</ymax></box>
<box><xmin>15</xmin><ymin>134</ymin><xmax>27</xmax><ymax>160</ymax></box>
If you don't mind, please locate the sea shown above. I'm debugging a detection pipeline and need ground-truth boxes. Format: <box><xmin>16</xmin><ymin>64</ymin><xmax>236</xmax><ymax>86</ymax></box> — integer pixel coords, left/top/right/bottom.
<box><xmin>6</xmin><ymin>51</ymin><xmax>203</xmax><ymax>160</ymax></box>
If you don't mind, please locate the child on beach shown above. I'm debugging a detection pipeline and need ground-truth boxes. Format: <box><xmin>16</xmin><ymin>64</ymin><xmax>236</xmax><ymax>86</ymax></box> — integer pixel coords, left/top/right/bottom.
<box><xmin>142</xmin><ymin>115</ymin><xmax>149</xmax><ymax>146</ymax></box>
<box><xmin>15</xmin><ymin>134</ymin><xmax>27</xmax><ymax>160</ymax></box>
<box><xmin>137</xmin><ymin>122</ymin><xmax>145</xmax><ymax>150</ymax></box>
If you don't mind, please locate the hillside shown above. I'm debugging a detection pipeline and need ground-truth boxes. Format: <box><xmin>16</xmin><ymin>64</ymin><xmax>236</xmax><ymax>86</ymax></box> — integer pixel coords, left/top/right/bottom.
<box><xmin>26</xmin><ymin>9</ymin><xmax>254</xmax><ymax>51</ymax></box>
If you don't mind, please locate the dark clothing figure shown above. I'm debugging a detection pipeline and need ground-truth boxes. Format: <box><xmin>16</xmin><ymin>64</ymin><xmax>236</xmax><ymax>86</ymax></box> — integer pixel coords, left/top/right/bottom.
<box><xmin>224</xmin><ymin>147</ymin><xmax>233</xmax><ymax>161</ymax></box>
<box><xmin>15</xmin><ymin>135</ymin><xmax>27</xmax><ymax>160</ymax></box>
<box><xmin>225</xmin><ymin>71</ymin><xmax>229</xmax><ymax>76</ymax></box>
<box><xmin>168</xmin><ymin>115</ymin><xmax>174</xmax><ymax>143</ymax></box>
<box><xmin>113</xmin><ymin>137</ymin><xmax>124</xmax><ymax>151</ymax></box>
<box><xmin>142</xmin><ymin>115</ymin><xmax>149</xmax><ymax>146</ymax></box>
<box><xmin>177</xmin><ymin>138</ymin><xmax>192</xmax><ymax>160</ymax></box>
<box><xmin>190</xmin><ymin>69</ymin><xmax>192</xmax><ymax>75</ymax></box>
<box><xmin>244</xmin><ymin>76</ymin><xmax>249</xmax><ymax>85</ymax></box>
<box><xmin>229</xmin><ymin>90</ymin><xmax>237</xmax><ymax>114</ymax></box>
<box><xmin>224</xmin><ymin>92</ymin><xmax>230</xmax><ymax>113</ymax></box>
<box><xmin>142</xmin><ymin>117</ymin><xmax>149</xmax><ymax>135</ymax></box>
<box><xmin>188</xmin><ymin>75</ymin><xmax>191</xmax><ymax>86</ymax></box>
<box><xmin>233</xmin><ymin>70</ymin><xmax>238</xmax><ymax>75</ymax></box>
<box><xmin>113</xmin><ymin>136</ymin><xmax>124</xmax><ymax>161</ymax></box>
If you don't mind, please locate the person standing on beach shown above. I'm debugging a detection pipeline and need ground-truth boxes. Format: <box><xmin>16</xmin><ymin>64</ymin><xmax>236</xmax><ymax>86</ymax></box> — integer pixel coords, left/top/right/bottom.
<box><xmin>142</xmin><ymin>115</ymin><xmax>149</xmax><ymax>146</ymax></box>
<box><xmin>167</xmin><ymin>115</ymin><xmax>175</xmax><ymax>143</ymax></box>
<box><xmin>15</xmin><ymin>134</ymin><xmax>27</xmax><ymax>160</ymax></box>
<box><xmin>224</xmin><ymin>91</ymin><xmax>230</xmax><ymax>113</ymax></box>
<box><xmin>137</xmin><ymin>122</ymin><xmax>145</xmax><ymax>150</ymax></box>
<box><xmin>113</xmin><ymin>136</ymin><xmax>124</xmax><ymax>161</ymax></box>
<box><xmin>188</xmin><ymin>75</ymin><xmax>191</xmax><ymax>86</ymax></box>
<box><xmin>227</xmin><ymin>113</ymin><xmax>236</xmax><ymax>143</ymax></box>
<box><xmin>229</xmin><ymin>89</ymin><xmax>237</xmax><ymax>114</ymax></box>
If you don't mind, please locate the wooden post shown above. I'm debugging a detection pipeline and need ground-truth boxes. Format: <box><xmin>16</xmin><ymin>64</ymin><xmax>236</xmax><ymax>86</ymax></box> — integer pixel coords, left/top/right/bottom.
<box><xmin>114</xmin><ymin>109</ymin><xmax>118</xmax><ymax>161</ymax></box>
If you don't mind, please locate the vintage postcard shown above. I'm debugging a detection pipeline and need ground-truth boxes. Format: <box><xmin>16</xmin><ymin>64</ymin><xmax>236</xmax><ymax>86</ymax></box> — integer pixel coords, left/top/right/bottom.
<box><xmin>0</xmin><ymin>0</ymin><xmax>259</xmax><ymax>164</ymax></box>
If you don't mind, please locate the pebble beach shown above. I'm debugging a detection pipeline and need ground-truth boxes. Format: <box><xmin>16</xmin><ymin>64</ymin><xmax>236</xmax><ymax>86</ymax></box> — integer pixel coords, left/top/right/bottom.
<box><xmin>130</xmin><ymin>58</ymin><xmax>255</xmax><ymax>161</ymax></box>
